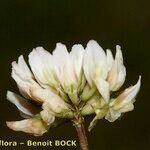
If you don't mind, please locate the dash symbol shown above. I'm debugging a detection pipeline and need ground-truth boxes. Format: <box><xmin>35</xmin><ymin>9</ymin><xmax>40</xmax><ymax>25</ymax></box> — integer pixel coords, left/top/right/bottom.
<box><xmin>20</xmin><ymin>142</ymin><xmax>24</xmax><ymax>145</ymax></box>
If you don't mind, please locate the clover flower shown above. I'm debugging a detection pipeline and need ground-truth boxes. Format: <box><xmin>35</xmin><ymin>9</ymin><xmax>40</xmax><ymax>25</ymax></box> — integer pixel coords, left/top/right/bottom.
<box><xmin>6</xmin><ymin>40</ymin><xmax>141</xmax><ymax>150</ymax></box>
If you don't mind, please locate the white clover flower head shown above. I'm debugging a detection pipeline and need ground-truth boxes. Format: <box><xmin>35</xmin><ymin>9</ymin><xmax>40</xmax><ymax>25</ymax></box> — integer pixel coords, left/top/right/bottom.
<box><xmin>6</xmin><ymin>40</ymin><xmax>141</xmax><ymax>136</ymax></box>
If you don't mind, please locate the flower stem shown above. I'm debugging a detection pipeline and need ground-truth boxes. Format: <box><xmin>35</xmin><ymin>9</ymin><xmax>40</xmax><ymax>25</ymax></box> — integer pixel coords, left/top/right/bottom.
<box><xmin>73</xmin><ymin>115</ymin><xmax>89</xmax><ymax>150</ymax></box>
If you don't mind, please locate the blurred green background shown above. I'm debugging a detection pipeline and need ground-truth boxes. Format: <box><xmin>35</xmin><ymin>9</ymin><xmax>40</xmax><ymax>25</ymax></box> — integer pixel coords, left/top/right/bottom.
<box><xmin>0</xmin><ymin>0</ymin><xmax>149</xmax><ymax>150</ymax></box>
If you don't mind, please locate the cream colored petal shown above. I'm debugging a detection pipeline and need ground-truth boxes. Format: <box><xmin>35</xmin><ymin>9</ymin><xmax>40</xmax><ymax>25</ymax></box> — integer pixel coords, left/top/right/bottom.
<box><xmin>31</xmin><ymin>88</ymin><xmax>70</xmax><ymax>114</ymax></box>
<box><xmin>94</xmin><ymin>78</ymin><xmax>110</xmax><ymax>103</ymax></box>
<box><xmin>18</xmin><ymin>55</ymin><xmax>33</xmax><ymax>78</ymax></box>
<box><xmin>7</xmin><ymin>91</ymin><xmax>39</xmax><ymax>116</ymax></box>
<box><xmin>113</xmin><ymin>46</ymin><xmax>126</xmax><ymax>90</ymax></box>
<box><xmin>107</xmin><ymin>46</ymin><xmax>126</xmax><ymax>91</ymax></box>
<box><xmin>113</xmin><ymin>76</ymin><xmax>141</xmax><ymax>110</ymax></box>
<box><xmin>11</xmin><ymin>55</ymin><xmax>33</xmax><ymax>79</ymax></box>
<box><xmin>40</xmin><ymin>109</ymin><xmax>55</xmax><ymax>126</ymax></box>
<box><xmin>107</xmin><ymin>61</ymin><xmax>118</xmax><ymax>90</ymax></box>
<box><xmin>12</xmin><ymin>60</ymin><xmax>42</xmax><ymax>102</ymax></box>
<box><xmin>70</xmin><ymin>44</ymin><xmax>86</xmax><ymax>98</ymax></box>
<box><xmin>105</xmin><ymin>108</ymin><xmax>121</xmax><ymax>122</ymax></box>
<box><xmin>70</xmin><ymin>44</ymin><xmax>84</xmax><ymax>81</ymax></box>
<box><xmin>83</xmin><ymin>40</ymin><xmax>108</xmax><ymax>87</ymax></box>
<box><xmin>52</xmin><ymin>43</ymin><xmax>79</xmax><ymax>104</ymax></box>
<box><xmin>12</xmin><ymin>69</ymin><xmax>30</xmax><ymax>97</ymax></box>
<box><xmin>52</xmin><ymin>43</ymin><xmax>77</xmax><ymax>89</ymax></box>
<box><xmin>115</xmin><ymin>66</ymin><xmax>126</xmax><ymax>90</ymax></box>
<box><xmin>118</xmin><ymin>102</ymin><xmax>134</xmax><ymax>113</ymax></box>
<box><xmin>6</xmin><ymin>118</ymin><xmax>47</xmax><ymax>136</ymax></box>
<box><xmin>87</xmin><ymin>40</ymin><xmax>108</xmax><ymax>79</ymax></box>
<box><xmin>28</xmin><ymin>47</ymin><xmax>58</xmax><ymax>88</ymax></box>
<box><xmin>106</xmin><ymin>49</ymin><xmax>114</xmax><ymax>71</ymax></box>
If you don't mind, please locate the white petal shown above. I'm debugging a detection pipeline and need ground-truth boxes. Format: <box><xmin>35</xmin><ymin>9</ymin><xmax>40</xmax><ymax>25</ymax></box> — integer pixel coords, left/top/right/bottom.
<box><xmin>106</xmin><ymin>49</ymin><xmax>114</xmax><ymax>71</ymax></box>
<box><xmin>83</xmin><ymin>44</ymin><xmax>93</xmax><ymax>86</ymax></box>
<box><xmin>83</xmin><ymin>40</ymin><xmax>108</xmax><ymax>87</ymax></box>
<box><xmin>52</xmin><ymin>43</ymin><xmax>77</xmax><ymax>88</ymax></box>
<box><xmin>28</xmin><ymin>47</ymin><xmax>57</xmax><ymax>88</ymax></box>
<box><xmin>113</xmin><ymin>76</ymin><xmax>141</xmax><ymax>110</ymax></box>
<box><xmin>105</xmin><ymin>108</ymin><xmax>121</xmax><ymax>122</ymax></box>
<box><xmin>12</xmin><ymin>55</ymin><xmax>33</xmax><ymax>81</ymax></box>
<box><xmin>7</xmin><ymin>91</ymin><xmax>39</xmax><ymax>116</ymax></box>
<box><xmin>6</xmin><ymin>118</ymin><xmax>47</xmax><ymax>136</ymax></box>
<box><xmin>107</xmin><ymin>46</ymin><xmax>126</xmax><ymax>91</ymax></box>
<box><xmin>18</xmin><ymin>55</ymin><xmax>33</xmax><ymax>78</ymax></box>
<box><xmin>70</xmin><ymin>44</ymin><xmax>84</xmax><ymax>81</ymax></box>
<box><xmin>94</xmin><ymin>78</ymin><xmax>110</xmax><ymax>103</ymax></box>
<box><xmin>31</xmin><ymin>88</ymin><xmax>69</xmax><ymax>114</ymax></box>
